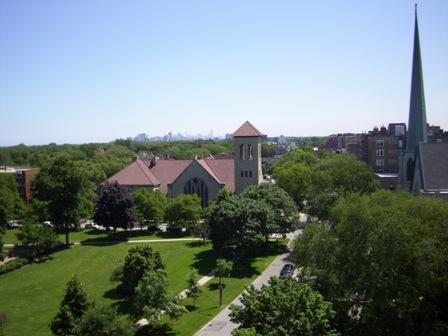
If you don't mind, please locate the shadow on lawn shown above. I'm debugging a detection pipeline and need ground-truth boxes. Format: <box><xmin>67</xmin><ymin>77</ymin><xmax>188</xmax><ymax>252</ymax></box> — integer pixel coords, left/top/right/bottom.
<box><xmin>81</xmin><ymin>230</ymin><xmax>190</xmax><ymax>246</ymax></box>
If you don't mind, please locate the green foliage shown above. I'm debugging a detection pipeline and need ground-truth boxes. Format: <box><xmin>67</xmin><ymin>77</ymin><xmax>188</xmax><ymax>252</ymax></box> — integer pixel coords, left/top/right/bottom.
<box><xmin>0</xmin><ymin>174</ymin><xmax>25</xmax><ymax>220</ymax></box>
<box><xmin>78</xmin><ymin>305</ymin><xmax>133</xmax><ymax>336</ymax></box>
<box><xmin>186</xmin><ymin>269</ymin><xmax>202</xmax><ymax>307</ymax></box>
<box><xmin>134</xmin><ymin>269</ymin><xmax>169</xmax><ymax>318</ymax></box>
<box><xmin>208</xmin><ymin>185</ymin><xmax>297</xmax><ymax>250</ymax></box>
<box><xmin>0</xmin><ymin>257</ymin><xmax>29</xmax><ymax>275</ymax></box>
<box><xmin>132</xmin><ymin>189</ymin><xmax>167</xmax><ymax>225</ymax></box>
<box><xmin>215</xmin><ymin>258</ymin><xmax>233</xmax><ymax>307</ymax></box>
<box><xmin>273</xmin><ymin>150</ymin><xmax>379</xmax><ymax>218</ymax></box>
<box><xmin>50</xmin><ymin>276</ymin><xmax>92</xmax><ymax>336</ymax></box>
<box><xmin>120</xmin><ymin>245</ymin><xmax>165</xmax><ymax>294</ymax></box>
<box><xmin>16</xmin><ymin>223</ymin><xmax>59</xmax><ymax>257</ymax></box>
<box><xmin>32</xmin><ymin>155</ymin><xmax>84</xmax><ymax>246</ymax></box>
<box><xmin>230</xmin><ymin>277</ymin><xmax>339</xmax><ymax>336</ymax></box>
<box><xmin>261</xmin><ymin>143</ymin><xmax>276</xmax><ymax>157</ymax></box>
<box><xmin>240</xmin><ymin>184</ymin><xmax>298</xmax><ymax>237</ymax></box>
<box><xmin>292</xmin><ymin>190</ymin><xmax>448</xmax><ymax>335</ymax></box>
<box><xmin>93</xmin><ymin>181</ymin><xmax>135</xmax><ymax>231</ymax></box>
<box><xmin>165</xmin><ymin>194</ymin><xmax>202</xmax><ymax>229</ymax></box>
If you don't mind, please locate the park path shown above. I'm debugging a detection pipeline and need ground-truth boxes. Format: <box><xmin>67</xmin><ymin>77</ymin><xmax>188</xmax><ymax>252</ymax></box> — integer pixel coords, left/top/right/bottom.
<box><xmin>194</xmin><ymin>230</ymin><xmax>300</xmax><ymax>336</ymax></box>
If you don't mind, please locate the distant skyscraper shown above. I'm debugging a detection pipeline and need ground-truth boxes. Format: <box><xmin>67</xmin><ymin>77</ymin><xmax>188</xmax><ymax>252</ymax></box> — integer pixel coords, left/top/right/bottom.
<box><xmin>399</xmin><ymin>5</ymin><xmax>428</xmax><ymax>189</ymax></box>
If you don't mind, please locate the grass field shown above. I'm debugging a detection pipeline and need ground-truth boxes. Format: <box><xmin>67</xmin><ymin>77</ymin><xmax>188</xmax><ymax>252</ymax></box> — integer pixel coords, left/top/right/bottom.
<box><xmin>0</xmin><ymin>239</ymin><xmax>284</xmax><ymax>336</ymax></box>
<box><xmin>0</xmin><ymin>241</ymin><xmax>214</xmax><ymax>336</ymax></box>
<box><xmin>3</xmin><ymin>228</ymin><xmax>191</xmax><ymax>245</ymax></box>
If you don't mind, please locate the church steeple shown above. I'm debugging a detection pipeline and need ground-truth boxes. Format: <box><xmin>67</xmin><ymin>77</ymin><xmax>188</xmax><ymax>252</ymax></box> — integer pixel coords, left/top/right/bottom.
<box><xmin>406</xmin><ymin>4</ymin><xmax>428</xmax><ymax>151</ymax></box>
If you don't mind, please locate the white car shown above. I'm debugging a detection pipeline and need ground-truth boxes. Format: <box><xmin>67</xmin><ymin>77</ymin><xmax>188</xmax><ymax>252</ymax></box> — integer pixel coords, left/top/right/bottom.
<box><xmin>7</xmin><ymin>220</ymin><xmax>23</xmax><ymax>228</ymax></box>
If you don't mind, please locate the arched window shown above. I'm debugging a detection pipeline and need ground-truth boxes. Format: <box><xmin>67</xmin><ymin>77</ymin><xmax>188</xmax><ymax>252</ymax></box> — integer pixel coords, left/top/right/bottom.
<box><xmin>244</xmin><ymin>171</ymin><xmax>248</xmax><ymax>177</ymax></box>
<box><xmin>184</xmin><ymin>178</ymin><xmax>209</xmax><ymax>207</ymax></box>
<box><xmin>249</xmin><ymin>171</ymin><xmax>252</xmax><ymax>178</ymax></box>
<box><xmin>248</xmin><ymin>144</ymin><xmax>253</xmax><ymax>160</ymax></box>
<box><xmin>241</xmin><ymin>171</ymin><xmax>244</xmax><ymax>177</ymax></box>
<box><xmin>240</xmin><ymin>144</ymin><xmax>245</xmax><ymax>160</ymax></box>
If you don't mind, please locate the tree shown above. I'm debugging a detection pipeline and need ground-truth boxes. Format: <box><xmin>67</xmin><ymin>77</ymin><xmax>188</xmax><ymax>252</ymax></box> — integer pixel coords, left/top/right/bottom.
<box><xmin>165</xmin><ymin>194</ymin><xmax>202</xmax><ymax>230</ymax></box>
<box><xmin>0</xmin><ymin>174</ymin><xmax>26</xmax><ymax>220</ymax></box>
<box><xmin>93</xmin><ymin>181</ymin><xmax>135</xmax><ymax>232</ymax></box>
<box><xmin>32</xmin><ymin>155</ymin><xmax>84</xmax><ymax>247</ymax></box>
<box><xmin>186</xmin><ymin>269</ymin><xmax>202</xmax><ymax>308</ymax></box>
<box><xmin>132</xmin><ymin>189</ymin><xmax>167</xmax><ymax>227</ymax></box>
<box><xmin>230</xmin><ymin>277</ymin><xmax>339</xmax><ymax>336</ymax></box>
<box><xmin>78</xmin><ymin>305</ymin><xmax>133</xmax><ymax>336</ymax></box>
<box><xmin>16</xmin><ymin>223</ymin><xmax>59</xmax><ymax>258</ymax></box>
<box><xmin>50</xmin><ymin>276</ymin><xmax>92</xmax><ymax>336</ymax></box>
<box><xmin>215</xmin><ymin>258</ymin><xmax>233</xmax><ymax>307</ymax></box>
<box><xmin>273</xmin><ymin>162</ymin><xmax>312</xmax><ymax>209</ymax></box>
<box><xmin>119</xmin><ymin>245</ymin><xmax>165</xmax><ymax>294</ymax></box>
<box><xmin>292</xmin><ymin>190</ymin><xmax>448</xmax><ymax>335</ymax></box>
<box><xmin>240</xmin><ymin>184</ymin><xmax>298</xmax><ymax>239</ymax></box>
<box><xmin>134</xmin><ymin>270</ymin><xmax>169</xmax><ymax>318</ymax></box>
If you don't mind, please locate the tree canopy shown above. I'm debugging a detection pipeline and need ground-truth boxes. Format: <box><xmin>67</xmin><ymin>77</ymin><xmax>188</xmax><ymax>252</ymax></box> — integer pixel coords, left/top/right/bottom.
<box><xmin>292</xmin><ymin>190</ymin><xmax>448</xmax><ymax>335</ymax></box>
<box><xmin>93</xmin><ymin>181</ymin><xmax>135</xmax><ymax>231</ymax></box>
<box><xmin>230</xmin><ymin>277</ymin><xmax>339</xmax><ymax>336</ymax></box>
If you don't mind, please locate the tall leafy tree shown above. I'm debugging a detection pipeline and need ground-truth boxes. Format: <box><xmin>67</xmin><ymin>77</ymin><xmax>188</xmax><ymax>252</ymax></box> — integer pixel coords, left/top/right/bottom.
<box><xmin>50</xmin><ymin>276</ymin><xmax>92</xmax><ymax>336</ymax></box>
<box><xmin>93</xmin><ymin>181</ymin><xmax>135</xmax><ymax>232</ymax></box>
<box><xmin>32</xmin><ymin>155</ymin><xmax>84</xmax><ymax>247</ymax></box>
<box><xmin>0</xmin><ymin>173</ymin><xmax>26</xmax><ymax>220</ymax></box>
<box><xmin>230</xmin><ymin>277</ymin><xmax>339</xmax><ymax>336</ymax></box>
<box><xmin>132</xmin><ymin>189</ymin><xmax>167</xmax><ymax>226</ymax></box>
<box><xmin>215</xmin><ymin>258</ymin><xmax>233</xmax><ymax>307</ymax></box>
<box><xmin>165</xmin><ymin>194</ymin><xmax>202</xmax><ymax>230</ymax></box>
<box><xmin>118</xmin><ymin>245</ymin><xmax>165</xmax><ymax>294</ymax></box>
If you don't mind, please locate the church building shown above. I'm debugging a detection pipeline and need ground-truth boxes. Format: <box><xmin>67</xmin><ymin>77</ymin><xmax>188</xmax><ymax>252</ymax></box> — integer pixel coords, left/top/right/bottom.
<box><xmin>107</xmin><ymin>121</ymin><xmax>264</xmax><ymax>206</ymax></box>
<box><xmin>399</xmin><ymin>6</ymin><xmax>448</xmax><ymax>198</ymax></box>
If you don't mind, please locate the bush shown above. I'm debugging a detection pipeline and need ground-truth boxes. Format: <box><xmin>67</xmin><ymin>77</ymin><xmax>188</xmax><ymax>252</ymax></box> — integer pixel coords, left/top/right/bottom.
<box><xmin>0</xmin><ymin>257</ymin><xmax>29</xmax><ymax>275</ymax></box>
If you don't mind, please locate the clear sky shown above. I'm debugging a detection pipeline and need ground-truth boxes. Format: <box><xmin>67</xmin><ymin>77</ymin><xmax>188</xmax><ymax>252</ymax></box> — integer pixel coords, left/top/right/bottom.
<box><xmin>0</xmin><ymin>0</ymin><xmax>447</xmax><ymax>145</ymax></box>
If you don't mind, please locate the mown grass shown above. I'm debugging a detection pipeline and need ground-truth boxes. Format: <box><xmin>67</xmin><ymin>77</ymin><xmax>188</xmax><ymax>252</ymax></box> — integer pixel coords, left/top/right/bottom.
<box><xmin>0</xmin><ymin>241</ymin><xmax>213</xmax><ymax>336</ymax></box>
<box><xmin>167</xmin><ymin>243</ymin><xmax>287</xmax><ymax>335</ymax></box>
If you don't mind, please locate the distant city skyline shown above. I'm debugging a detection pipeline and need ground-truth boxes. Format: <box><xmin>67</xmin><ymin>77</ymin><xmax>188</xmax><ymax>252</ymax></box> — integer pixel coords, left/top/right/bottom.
<box><xmin>1</xmin><ymin>0</ymin><xmax>447</xmax><ymax>146</ymax></box>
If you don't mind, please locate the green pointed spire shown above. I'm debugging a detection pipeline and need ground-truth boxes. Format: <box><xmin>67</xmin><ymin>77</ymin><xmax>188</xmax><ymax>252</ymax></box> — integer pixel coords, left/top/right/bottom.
<box><xmin>406</xmin><ymin>4</ymin><xmax>428</xmax><ymax>151</ymax></box>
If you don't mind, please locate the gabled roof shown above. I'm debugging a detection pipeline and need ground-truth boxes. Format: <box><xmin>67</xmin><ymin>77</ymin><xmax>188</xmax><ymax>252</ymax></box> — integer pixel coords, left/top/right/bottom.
<box><xmin>416</xmin><ymin>142</ymin><xmax>448</xmax><ymax>191</ymax></box>
<box><xmin>148</xmin><ymin>159</ymin><xmax>191</xmax><ymax>193</ymax></box>
<box><xmin>108</xmin><ymin>158</ymin><xmax>160</xmax><ymax>186</ymax></box>
<box><xmin>233</xmin><ymin>121</ymin><xmax>263</xmax><ymax>137</ymax></box>
<box><xmin>204</xmin><ymin>157</ymin><xmax>235</xmax><ymax>192</ymax></box>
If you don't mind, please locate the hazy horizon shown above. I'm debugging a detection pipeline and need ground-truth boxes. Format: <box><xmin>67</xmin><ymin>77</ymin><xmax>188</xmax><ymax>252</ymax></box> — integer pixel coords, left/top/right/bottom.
<box><xmin>1</xmin><ymin>0</ymin><xmax>447</xmax><ymax>146</ymax></box>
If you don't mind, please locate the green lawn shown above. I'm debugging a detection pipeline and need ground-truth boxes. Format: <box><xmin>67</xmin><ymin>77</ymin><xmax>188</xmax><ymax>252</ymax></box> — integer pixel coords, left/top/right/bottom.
<box><xmin>168</xmin><ymin>244</ymin><xmax>284</xmax><ymax>335</ymax></box>
<box><xmin>0</xmin><ymin>241</ymin><xmax>214</xmax><ymax>336</ymax></box>
<box><xmin>3</xmin><ymin>228</ymin><xmax>191</xmax><ymax>245</ymax></box>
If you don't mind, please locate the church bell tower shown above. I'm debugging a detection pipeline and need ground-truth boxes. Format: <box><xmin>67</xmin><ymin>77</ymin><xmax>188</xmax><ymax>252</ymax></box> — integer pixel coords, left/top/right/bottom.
<box><xmin>233</xmin><ymin>121</ymin><xmax>263</xmax><ymax>194</ymax></box>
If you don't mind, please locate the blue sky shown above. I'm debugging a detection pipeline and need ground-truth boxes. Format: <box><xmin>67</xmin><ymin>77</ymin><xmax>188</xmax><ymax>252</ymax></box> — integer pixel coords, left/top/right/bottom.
<box><xmin>0</xmin><ymin>0</ymin><xmax>447</xmax><ymax>145</ymax></box>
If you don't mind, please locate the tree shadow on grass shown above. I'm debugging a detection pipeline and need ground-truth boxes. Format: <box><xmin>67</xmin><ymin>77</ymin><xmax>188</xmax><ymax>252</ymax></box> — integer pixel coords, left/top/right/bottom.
<box><xmin>103</xmin><ymin>287</ymin><xmax>134</xmax><ymax>316</ymax></box>
<box><xmin>80</xmin><ymin>230</ymin><xmax>190</xmax><ymax>246</ymax></box>
<box><xmin>189</xmin><ymin>248</ymin><xmax>217</xmax><ymax>276</ymax></box>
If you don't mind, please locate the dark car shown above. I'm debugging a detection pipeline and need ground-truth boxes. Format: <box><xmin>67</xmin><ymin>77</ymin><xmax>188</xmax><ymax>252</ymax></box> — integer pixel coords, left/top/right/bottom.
<box><xmin>280</xmin><ymin>264</ymin><xmax>294</xmax><ymax>277</ymax></box>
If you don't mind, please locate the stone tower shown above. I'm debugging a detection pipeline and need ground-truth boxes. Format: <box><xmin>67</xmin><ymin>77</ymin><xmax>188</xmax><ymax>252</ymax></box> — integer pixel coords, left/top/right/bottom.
<box><xmin>233</xmin><ymin>121</ymin><xmax>263</xmax><ymax>194</ymax></box>
<box><xmin>399</xmin><ymin>5</ymin><xmax>428</xmax><ymax>190</ymax></box>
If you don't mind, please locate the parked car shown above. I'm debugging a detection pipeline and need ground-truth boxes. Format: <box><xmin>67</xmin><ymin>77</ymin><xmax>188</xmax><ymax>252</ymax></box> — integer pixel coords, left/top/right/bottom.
<box><xmin>7</xmin><ymin>220</ymin><xmax>23</xmax><ymax>228</ymax></box>
<box><xmin>85</xmin><ymin>223</ymin><xmax>105</xmax><ymax>230</ymax></box>
<box><xmin>280</xmin><ymin>264</ymin><xmax>294</xmax><ymax>277</ymax></box>
<box><xmin>43</xmin><ymin>221</ymin><xmax>54</xmax><ymax>228</ymax></box>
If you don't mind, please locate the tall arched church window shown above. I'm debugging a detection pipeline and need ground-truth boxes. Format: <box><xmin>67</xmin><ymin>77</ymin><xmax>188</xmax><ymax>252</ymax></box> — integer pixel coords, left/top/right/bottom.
<box><xmin>248</xmin><ymin>144</ymin><xmax>253</xmax><ymax>160</ymax></box>
<box><xmin>183</xmin><ymin>177</ymin><xmax>209</xmax><ymax>207</ymax></box>
<box><xmin>240</xmin><ymin>144</ymin><xmax>245</xmax><ymax>160</ymax></box>
<box><xmin>249</xmin><ymin>171</ymin><xmax>252</xmax><ymax>178</ymax></box>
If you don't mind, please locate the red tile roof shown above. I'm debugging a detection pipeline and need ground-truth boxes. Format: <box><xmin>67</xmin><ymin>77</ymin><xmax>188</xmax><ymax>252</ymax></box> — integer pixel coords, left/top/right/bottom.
<box><xmin>233</xmin><ymin>121</ymin><xmax>263</xmax><ymax>137</ymax></box>
<box><xmin>148</xmin><ymin>159</ymin><xmax>191</xmax><ymax>193</ymax></box>
<box><xmin>204</xmin><ymin>158</ymin><xmax>235</xmax><ymax>192</ymax></box>
<box><xmin>108</xmin><ymin>157</ymin><xmax>235</xmax><ymax>193</ymax></box>
<box><xmin>108</xmin><ymin>158</ymin><xmax>160</xmax><ymax>186</ymax></box>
